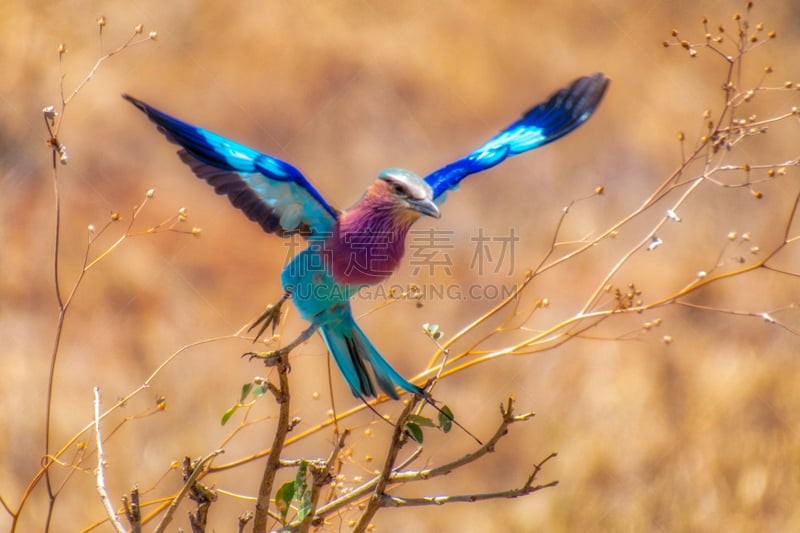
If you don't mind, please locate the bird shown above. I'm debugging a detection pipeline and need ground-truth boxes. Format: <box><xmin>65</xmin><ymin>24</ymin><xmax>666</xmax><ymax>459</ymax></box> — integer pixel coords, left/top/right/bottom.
<box><xmin>123</xmin><ymin>72</ymin><xmax>609</xmax><ymax>401</ymax></box>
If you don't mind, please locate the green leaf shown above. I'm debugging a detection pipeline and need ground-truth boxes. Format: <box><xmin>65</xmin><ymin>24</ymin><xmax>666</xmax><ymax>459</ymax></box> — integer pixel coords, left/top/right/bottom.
<box><xmin>407</xmin><ymin>414</ymin><xmax>435</xmax><ymax>428</ymax></box>
<box><xmin>221</xmin><ymin>405</ymin><xmax>238</xmax><ymax>426</ymax></box>
<box><xmin>275</xmin><ymin>480</ymin><xmax>295</xmax><ymax>523</ymax></box>
<box><xmin>239</xmin><ymin>382</ymin><xmax>253</xmax><ymax>403</ymax></box>
<box><xmin>252</xmin><ymin>383</ymin><xmax>267</xmax><ymax>398</ymax></box>
<box><xmin>422</xmin><ymin>323</ymin><xmax>441</xmax><ymax>340</ymax></box>
<box><xmin>292</xmin><ymin>461</ymin><xmax>313</xmax><ymax>522</ymax></box>
<box><xmin>297</xmin><ymin>491</ymin><xmax>312</xmax><ymax>522</ymax></box>
<box><xmin>294</xmin><ymin>460</ymin><xmax>308</xmax><ymax>498</ymax></box>
<box><xmin>405</xmin><ymin>422</ymin><xmax>424</xmax><ymax>443</ymax></box>
<box><xmin>438</xmin><ymin>405</ymin><xmax>454</xmax><ymax>433</ymax></box>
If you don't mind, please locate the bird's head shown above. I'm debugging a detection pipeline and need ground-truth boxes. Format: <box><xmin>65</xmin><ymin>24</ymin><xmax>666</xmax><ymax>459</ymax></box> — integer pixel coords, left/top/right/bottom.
<box><xmin>373</xmin><ymin>168</ymin><xmax>440</xmax><ymax>221</ymax></box>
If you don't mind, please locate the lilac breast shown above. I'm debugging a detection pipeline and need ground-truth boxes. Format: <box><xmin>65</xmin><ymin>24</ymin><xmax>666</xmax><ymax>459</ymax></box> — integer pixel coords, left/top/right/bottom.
<box><xmin>327</xmin><ymin>217</ymin><xmax>409</xmax><ymax>286</ymax></box>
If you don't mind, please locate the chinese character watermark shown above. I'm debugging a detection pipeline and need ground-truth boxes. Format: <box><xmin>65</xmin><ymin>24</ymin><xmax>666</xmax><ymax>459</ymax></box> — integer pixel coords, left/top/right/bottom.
<box><xmin>469</xmin><ymin>227</ymin><xmax>519</xmax><ymax>275</ymax></box>
<box><xmin>280</xmin><ymin>227</ymin><xmax>521</xmax><ymax>279</ymax></box>
<box><xmin>408</xmin><ymin>229</ymin><xmax>455</xmax><ymax>275</ymax></box>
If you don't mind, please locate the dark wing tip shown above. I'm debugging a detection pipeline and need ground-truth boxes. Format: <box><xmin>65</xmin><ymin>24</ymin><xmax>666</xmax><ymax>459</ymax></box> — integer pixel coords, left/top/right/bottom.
<box><xmin>523</xmin><ymin>72</ymin><xmax>610</xmax><ymax>122</ymax></box>
<box><xmin>122</xmin><ymin>93</ymin><xmax>149</xmax><ymax>114</ymax></box>
<box><xmin>571</xmin><ymin>72</ymin><xmax>611</xmax><ymax>117</ymax></box>
<box><xmin>519</xmin><ymin>71</ymin><xmax>610</xmax><ymax>147</ymax></box>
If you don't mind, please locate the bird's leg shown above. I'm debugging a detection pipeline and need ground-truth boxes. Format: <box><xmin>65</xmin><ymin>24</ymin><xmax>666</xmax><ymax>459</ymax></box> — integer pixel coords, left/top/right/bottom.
<box><xmin>243</xmin><ymin>322</ymin><xmax>319</xmax><ymax>368</ymax></box>
<box><xmin>248</xmin><ymin>290</ymin><xmax>291</xmax><ymax>342</ymax></box>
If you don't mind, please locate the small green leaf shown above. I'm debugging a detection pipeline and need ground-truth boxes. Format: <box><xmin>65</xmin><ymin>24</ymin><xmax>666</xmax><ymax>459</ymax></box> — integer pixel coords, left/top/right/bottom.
<box><xmin>221</xmin><ymin>405</ymin><xmax>238</xmax><ymax>426</ymax></box>
<box><xmin>294</xmin><ymin>460</ymin><xmax>312</xmax><ymax>522</ymax></box>
<box><xmin>438</xmin><ymin>405</ymin><xmax>454</xmax><ymax>434</ymax></box>
<box><xmin>297</xmin><ymin>493</ymin><xmax>312</xmax><ymax>522</ymax></box>
<box><xmin>294</xmin><ymin>460</ymin><xmax>308</xmax><ymax>498</ymax></box>
<box><xmin>239</xmin><ymin>382</ymin><xmax>253</xmax><ymax>403</ymax></box>
<box><xmin>252</xmin><ymin>383</ymin><xmax>267</xmax><ymax>398</ymax></box>
<box><xmin>407</xmin><ymin>414</ymin><xmax>435</xmax><ymax>428</ymax></box>
<box><xmin>422</xmin><ymin>323</ymin><xmax>440</xmax><ymax>338</ymax></box>
<box><xmin>275</xmin><ymin>480</ymin><xmax>295</xmax><ymax>523</ymax></box>
<box><xmin>405</xmin><ymin>422</ymin><xmax>424</xmax><ymax>443</ymax></box>
<box><xmin>297</xmin><ymin>485</ymin><xmax>312</xmax><ymax>521</ymax></box>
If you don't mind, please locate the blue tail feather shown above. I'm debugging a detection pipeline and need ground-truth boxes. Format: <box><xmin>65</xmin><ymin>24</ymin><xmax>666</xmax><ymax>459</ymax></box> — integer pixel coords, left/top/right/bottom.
<box><xmin>319</xmin><ymin>314</ymin><xmax>423</xmax><ymax>400</ymax></box>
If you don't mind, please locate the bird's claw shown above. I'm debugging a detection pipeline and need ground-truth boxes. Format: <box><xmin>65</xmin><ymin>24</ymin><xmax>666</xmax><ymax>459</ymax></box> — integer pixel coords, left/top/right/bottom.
<box><xmin>242</xmin><ymin>349</ymin><xmax>292</xmax><ymax>372</ymax></box>
<box><xmin>248</xmin><ymin>292</ymin><xmax>290</xmax><ymax>342</ymax></box>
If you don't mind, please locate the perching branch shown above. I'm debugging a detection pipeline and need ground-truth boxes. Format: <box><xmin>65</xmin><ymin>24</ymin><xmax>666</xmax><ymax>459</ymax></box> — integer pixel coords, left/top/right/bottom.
<box><xmin>250</xmin><ymin>350</ymin><xmax>293</xmax><ymax>533</ymax></box>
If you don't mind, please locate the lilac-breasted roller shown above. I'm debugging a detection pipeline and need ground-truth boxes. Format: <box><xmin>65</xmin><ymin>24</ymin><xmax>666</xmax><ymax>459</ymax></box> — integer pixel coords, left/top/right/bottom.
<box><xmin>123</xmin><ymin>73</ymin><xmax>609</xmax><ymax>400</ymax></box>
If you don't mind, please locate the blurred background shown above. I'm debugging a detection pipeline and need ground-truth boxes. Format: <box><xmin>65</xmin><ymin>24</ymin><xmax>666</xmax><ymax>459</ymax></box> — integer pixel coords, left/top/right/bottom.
<box><xmin>2</xmin><ymin>0</ymin><xmax>800</xmax><ymax>530</ymax></box>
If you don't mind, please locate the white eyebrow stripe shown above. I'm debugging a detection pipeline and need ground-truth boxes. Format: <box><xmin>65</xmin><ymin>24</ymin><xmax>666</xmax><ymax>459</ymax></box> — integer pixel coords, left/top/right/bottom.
<box><xmin>378</xmin><ymin>168</ymin><xmax>432</xmax><ymax>200</ymax></box>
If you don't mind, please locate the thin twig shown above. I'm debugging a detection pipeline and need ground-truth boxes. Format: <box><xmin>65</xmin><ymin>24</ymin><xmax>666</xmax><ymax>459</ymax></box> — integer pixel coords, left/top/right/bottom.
<box><xmin>29</xmin><ymin>23</ymin><xmax>157</xmax><ymax>533</ymax></box>
<box><xmin>382</xmin><ymin>452</ymin><xmax>559</xmax><ymax>507</ymax></box>
<box><xmin>153</xmin><ymin>449</ymin><xmax>223</xmax><ymax>533</ymax></box>
<box><xmin>312</xmin><ymin>397</ymin><xmax>530</xmax><ymax>524</ymax></box>
<box><xmin>122</xmin><ymin>488</ymin><xmax>142</xmax><ymax>533</ymax></box>
<box><xmin>93</xmin><ymin>387</ymin><xmax>126</xmax><ymax>533</ymax></box>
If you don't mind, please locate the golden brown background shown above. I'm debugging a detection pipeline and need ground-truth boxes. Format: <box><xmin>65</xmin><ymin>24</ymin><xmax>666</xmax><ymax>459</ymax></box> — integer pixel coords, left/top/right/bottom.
<box><xmin>2</xmin><ymin>0</ymin><xmax>799</xmax><ymax>531</ymax></box>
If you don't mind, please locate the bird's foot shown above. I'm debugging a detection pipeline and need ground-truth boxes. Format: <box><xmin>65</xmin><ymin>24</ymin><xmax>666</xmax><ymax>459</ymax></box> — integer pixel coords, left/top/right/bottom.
<box><xmin>243</xmin><ymin>322</ymin><xmax>318</xmax><ymax>370</ymax></box>
<box><xmin>248</xmin><ymin>291</ymin><xmax>291</xmax><ymax>342</ymax></box>
<box><xmin>242</xmin><ymin>348</ymin><xmax>292</xmax><ymax>372</ymax></box>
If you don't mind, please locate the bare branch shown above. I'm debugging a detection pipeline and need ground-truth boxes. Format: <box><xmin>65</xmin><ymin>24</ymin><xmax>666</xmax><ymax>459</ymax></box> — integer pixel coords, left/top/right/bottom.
<box><xmin>122</xmin><ymin>488</ymin><xmax>142</xmax><ymax>533</ymax></box>
<box><xmin>352</xmin><ymin>396</ymin><xmax>419</xmax><ymax>533</ymax></box>
<box><xmin>382</xmin><ymin>452</ymin><xmax>559</xmax><ymax>508</ymax></box>
<box><xmin>393</xmin><ymin>397</ymin><xmax>533</xmax><ymax>482</ymax></box>
<box><xmin>93</xmin><ymin>387</ymin><xmax>126</xmax><ymax>533</ymax></box>
<box><xmin>252</xmin><ymin>351</ymin><xmax>293</xmax><ymax>533</ymax></box>
<box><xmin>312</xmin><ymin>397</ymin><xmax>533</xmax><ymax>524</ymax></box>
<box><xmin>153</xmin><ymin>449</ymin><xmax>223</xmax><ymax>533</ymax></box>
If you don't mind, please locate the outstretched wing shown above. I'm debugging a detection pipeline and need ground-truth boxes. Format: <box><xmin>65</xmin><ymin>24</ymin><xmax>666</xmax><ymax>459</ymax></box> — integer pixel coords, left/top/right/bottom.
<box><xmin>424</xmin><ymin>73</ymin><xmax>610</xmax><ymax>203</ymax></box>
<box><xmin>123</xmin><ymin>95</ymin><xmax>338</xmax><ymax>238</ymax></box>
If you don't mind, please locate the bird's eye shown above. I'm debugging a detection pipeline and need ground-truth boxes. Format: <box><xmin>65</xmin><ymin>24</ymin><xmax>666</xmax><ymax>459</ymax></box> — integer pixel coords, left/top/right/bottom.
<box><xmin>390</xmin><ymin>182</ymin><xmax>406</xmax><ymax>196</ymax></box>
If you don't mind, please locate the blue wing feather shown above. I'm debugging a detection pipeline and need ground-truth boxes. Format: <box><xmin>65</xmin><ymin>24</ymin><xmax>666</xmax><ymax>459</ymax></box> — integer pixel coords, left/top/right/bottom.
<box><xmin>123</xmin><ymin>94</ymin><xmax>337</xmax><ymax>237</ymax></box>
<box><xmin>424</xmin><ymin>73</ymin><xmax>610</xmax><ymax>203</ymax></box>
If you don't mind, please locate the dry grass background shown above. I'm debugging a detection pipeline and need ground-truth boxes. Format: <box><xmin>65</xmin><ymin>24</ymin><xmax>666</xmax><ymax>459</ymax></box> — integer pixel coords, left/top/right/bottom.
<box><xmin>2</xmin><ymin>0</ymin><xmax>800</xmax><ymax>531</ymax></box>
